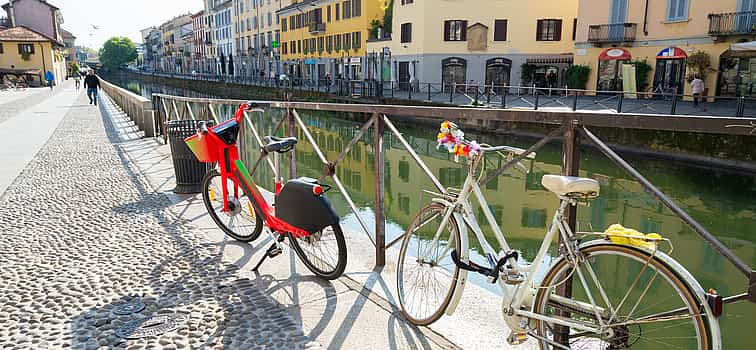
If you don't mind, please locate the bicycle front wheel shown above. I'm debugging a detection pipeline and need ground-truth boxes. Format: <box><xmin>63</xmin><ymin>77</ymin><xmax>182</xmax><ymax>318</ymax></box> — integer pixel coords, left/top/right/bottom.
<box><xmin>397</xmin><ymin>203</ymin><xmax>461</xmax><ymax>326</ymax></box>
<box><xmin>288</xmin><ymin>224</ymin><xmax>347</xmax><ymax>280</ymax></box>
<box><xmin>202</xmin><ymin>170</ymin><xmax>263</xmax><ymax>242</ymax></box>
<box><xmin>533</xmin><ymin>243</ymin><xmax>716</xmax><ymax>350</ymax></box>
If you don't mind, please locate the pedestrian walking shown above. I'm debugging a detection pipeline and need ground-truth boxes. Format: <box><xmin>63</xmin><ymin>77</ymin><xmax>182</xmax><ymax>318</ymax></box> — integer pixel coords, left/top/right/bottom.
<box><xmin>45</xmin><ymin>70</ymin><xmax>55</xmax><ymax>90</ymax></box>
<box><xmin>84</xmin><ymin>69</ymin><xmax>101</xmax><ymax>106</ymax></box>
<box><xmin>691</xmin><ymin>75</ymin><xmax>705</xmax><ymax>108</ymax></box>
<box><xmin>74</xmin><ymin>74</ymin><xmax>81</xmax><ymax>90</ymax></box>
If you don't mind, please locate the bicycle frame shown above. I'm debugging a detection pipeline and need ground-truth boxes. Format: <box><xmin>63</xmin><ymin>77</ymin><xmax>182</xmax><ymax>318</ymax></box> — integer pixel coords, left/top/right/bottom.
<box><xmin>420</xmin><ymin>150</ymin><xmax>599</xmax><ymax>334</ymax></box>
<box><xmin>202</xmin><ymin>104</ymin><xmax>312</xmax><ymax>238</ymax></box>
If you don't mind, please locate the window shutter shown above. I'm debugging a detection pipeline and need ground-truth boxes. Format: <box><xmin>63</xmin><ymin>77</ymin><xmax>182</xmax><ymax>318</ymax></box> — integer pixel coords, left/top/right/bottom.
<box><xmin>444</xmin><ymin>21</ymin><xmax>450</xmax><ymax>41</ymax></box>
<box><xmin>494</xmin><ymin>20</ymin><xmax>507</xmax><ymax>41</ymax></box>
<box><xmin>536</xmin><ymin>20</ymin><xmax>543</xmax><ymax>41</ymax></box>
<box><xmin>554</xmin><ymin>20</ymin><xmax>563</xmax><ymax>41</ymax></box>
<box><xmin>460</xmin><ymin>20</ymin><xmax>468</xmax><ymax>41</ymax></box>
<box><xmin>572</xmin><ymin>18</ymin><xmax>577</xmax><ymax>41</ymax></box>
<box><xmin>407</xmin><ymin>23</ymin><xmax>412</xmax><ymax>42</ymax></box>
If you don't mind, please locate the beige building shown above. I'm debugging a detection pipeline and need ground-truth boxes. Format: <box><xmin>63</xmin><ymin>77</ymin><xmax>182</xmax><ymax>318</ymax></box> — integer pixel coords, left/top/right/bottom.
<box><xmin>366</xmin><ymin>0</ymin><xmax>578</xmax><ymax>89</ymax></box>
<box><xmin>0</xmin><ymin>25</ymin><xmax>66</xmax><ymax>86</ymax></box>
<box><xmin>575</xmin><ymin>0</ymin><xmax>756</xmax><ymax>97</ymax></box>
<box><xmin>159</xmin><ymin>14</ymin><xmax>193</xmax><ymax>73</ymax></box>
<box><xmin>233</xmin><ymin>0</ymin><xmax>284</xmax><ymax>77</ymax></box>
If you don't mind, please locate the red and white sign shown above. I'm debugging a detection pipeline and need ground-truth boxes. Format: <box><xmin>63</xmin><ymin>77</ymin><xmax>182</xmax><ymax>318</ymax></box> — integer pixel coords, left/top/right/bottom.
<box><xmin>657</xmin><ymin>47</ymin><xmax>687</xmax><ymax>59</ymax></box>
<box><xmin>598</xmin><ymin>48</ymin><xmax>632</xmax><ymax>61</ymax></box>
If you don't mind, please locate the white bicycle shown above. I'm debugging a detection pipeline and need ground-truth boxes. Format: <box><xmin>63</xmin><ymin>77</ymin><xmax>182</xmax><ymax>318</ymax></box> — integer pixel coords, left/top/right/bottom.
<box><xmin>396</xmin><ymin>124</ymin><xmax>721</xmax><ymax>349</ymax></box>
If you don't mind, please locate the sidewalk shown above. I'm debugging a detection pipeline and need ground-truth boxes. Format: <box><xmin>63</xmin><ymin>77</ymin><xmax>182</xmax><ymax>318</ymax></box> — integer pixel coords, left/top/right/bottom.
<box><xmin>101</xmin><ymin>91</ymin><xmax>537</xmax><ymax>349</ymax></box>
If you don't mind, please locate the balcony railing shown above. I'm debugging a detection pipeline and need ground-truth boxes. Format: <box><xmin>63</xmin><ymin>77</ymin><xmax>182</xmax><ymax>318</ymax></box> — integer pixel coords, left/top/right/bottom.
<box><xmin>309</xmin><ymin>22</ymin><xmax>326</xmax><ymax>34</ymax></box>
<box><xmin>709</xmin><ymin>11</ymin><xmax>756</xmax><ymax>36</ymax></box>
<box><xmin>588</xmin><ymin>23</ymin><xmax>637</xmax><ymax>43</ymax></box>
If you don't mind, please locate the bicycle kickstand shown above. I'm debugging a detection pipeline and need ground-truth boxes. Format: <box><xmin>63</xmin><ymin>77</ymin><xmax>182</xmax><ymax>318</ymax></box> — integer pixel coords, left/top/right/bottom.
<box><xmin>252</xmin><ymin>234</ymin><xmax>286</xmax><ymax>272</ymax></box>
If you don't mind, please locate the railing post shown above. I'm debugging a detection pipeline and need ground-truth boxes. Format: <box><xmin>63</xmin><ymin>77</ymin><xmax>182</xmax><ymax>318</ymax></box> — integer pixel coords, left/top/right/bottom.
<box><xmin>737</xmin><ymin>97</ymin><xmax>745</xmax><ymax>117</ymax></box>
<box><xmin>486</xmin><ymin>83</ymin><xmax>492</xmax><ymax>105</ymax></box>
<box><xmin>502</xmin><ymin>87</ymin><xmax>508</xmax><ymax>108</ymax></box>
<box><xmin>427</xmin><ymin>83</ymin><xmax>432</xmax><ymax>101</ymax></box>
<box><xmin>449</xmin><ymin>82</ymin><xmax>455</xmax><ymax>103</ymax></box>
<box><xmin>572</xmin><ymin>91</ymin><xmax>578</xmax><ymax>111</ymax></box>
<box><xmin>617</xmin><ymin>92</ymin><xmax>624</xmax><ymax>113</ymax></box>
<box><xmin>373</xmin><ymin>113</ymin><xmax>386</xmax><ymax>267</ymax></box>
<box><xmin>555</xmin><ymin>120</ymin><xmax>580</xmax><ymax>346</ymax></box>
<box><xmin>534</xmin><ymin>91</ymin><xmax>540</xmax><ymax>110</ymax></box>
<box><xmin>288</xmin><ymin>107</ymin><xmax>296</xmax><ymax>179</ymax></box>
<box><xmin>670</xmin><ymin>87</ymin><xmax>678</xmax><ymax>115</ymax></box>
<box><xmin>408</xmin><ymin>82</ymin><xmax>413</xmax><ymax>100</ymax></box>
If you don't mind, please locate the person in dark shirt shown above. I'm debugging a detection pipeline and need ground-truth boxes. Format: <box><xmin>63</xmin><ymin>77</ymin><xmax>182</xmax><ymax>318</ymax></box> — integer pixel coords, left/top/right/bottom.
<box><xmin>83</xmin><ymin>69</ymin><xmax>101</xmax><ymax>106</ymax></box>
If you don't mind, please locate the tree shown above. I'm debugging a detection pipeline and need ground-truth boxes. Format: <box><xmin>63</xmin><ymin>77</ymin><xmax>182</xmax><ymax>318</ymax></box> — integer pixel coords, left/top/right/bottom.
<box><xmin>565</xmin><ymin>64</ymin><xmax>591</xmax><ymax>89</ymax></box>
<box><xmin>99</xmin><ymin>37</ymin><xmax>137</xmax><ymax>69</ymax></box>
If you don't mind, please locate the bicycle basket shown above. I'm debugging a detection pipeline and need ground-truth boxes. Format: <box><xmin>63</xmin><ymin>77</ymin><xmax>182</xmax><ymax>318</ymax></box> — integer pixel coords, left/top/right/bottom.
<box><xmin>185</xmin><ymin>132</ymin><xmax>218</xmax><ymax>163</ymax></box>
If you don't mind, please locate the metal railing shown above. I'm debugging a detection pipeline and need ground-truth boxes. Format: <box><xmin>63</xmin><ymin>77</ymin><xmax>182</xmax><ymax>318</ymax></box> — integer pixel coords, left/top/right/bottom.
<box><xmin>148</xmin><ymin>91</ymin><xmax>756</xmax><ymax>305</ymax></box>
<box><xmin>588</xmin><ymin>23</ymin><xmax>638</xmax><ymax>43</ymax></box>
<box><xmin>100</xmin><ymin>77</ymin><xmax>157</xmax><ymax>137</ymax></box>
<box><xmin>124</xmin><ymin>68</ymin><xmax>756</xmax><ymax>118</ymax></box>
<box><xmin>709</xmin><ymin>11</ymin><xmax>756</xmax><ymax>35</ymax></box>
<box><xmin>308</xmin><ymin>22</ymin><xmax>326</xmax><ymax>34</ymax></box>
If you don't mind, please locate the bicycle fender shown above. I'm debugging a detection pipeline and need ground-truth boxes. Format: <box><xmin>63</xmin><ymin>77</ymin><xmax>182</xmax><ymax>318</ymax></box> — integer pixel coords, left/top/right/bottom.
<box><xmin>445</xmin><ymin>212</ymin><xmax>469</xmax><ymax>316</ymax></box>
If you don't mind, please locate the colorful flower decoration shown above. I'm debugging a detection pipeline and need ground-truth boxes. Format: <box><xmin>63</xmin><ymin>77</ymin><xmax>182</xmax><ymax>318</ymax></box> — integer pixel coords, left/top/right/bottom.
<box><xmin>437</xmin><ymin>121</ymin><xmax>481</xmax><ymax>161</ymax></box>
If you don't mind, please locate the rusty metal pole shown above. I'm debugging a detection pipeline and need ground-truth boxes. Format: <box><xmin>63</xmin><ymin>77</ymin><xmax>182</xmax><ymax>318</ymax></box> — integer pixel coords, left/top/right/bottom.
<box><xmin>555</xmin><ymin>119</ymin><xmax>580</xmax><ymax>345</ymax></box>
<box><xmin>373</xmin><ymin>112</ymin><xmax>386</xmax><ymax>267</ymax></box>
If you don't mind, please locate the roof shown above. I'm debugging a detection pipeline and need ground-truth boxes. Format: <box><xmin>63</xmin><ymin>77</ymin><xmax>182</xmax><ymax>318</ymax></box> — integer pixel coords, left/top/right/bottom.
<box><xmin>0</xmin><ymin>25</ymin><xmax>60</xmax><ymax>44</ymax></box>
<box><xmin>2</xmin><ymin>0</ymin><xmax>60</xmax><ymax>11</ymax></box>
<box><xmin>278</xmin><ymin>0</ymin><xmax>319</xmax><ymax>14</ymax></box>
<box><xmin>60</xmin><ymin>28</ymin><xmax>75</xmax><ymax>39</ymax></box>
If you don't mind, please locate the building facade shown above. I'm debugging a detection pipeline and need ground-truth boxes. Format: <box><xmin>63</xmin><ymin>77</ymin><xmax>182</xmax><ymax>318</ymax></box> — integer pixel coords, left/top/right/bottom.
<box><xmin>191</xmin><ymin>11</ymin><xmax>208</xmax><ymax>73</ymax></box>
<box><xmin>1</xmin><ymin>0</ymin><xmax>64</xmax><ymax>43</ymax></box>
<box><xmin>234</xmin><ymin>0</ymin><xmax>283</xmax><ymax>78</ymax></box>
<box><xmin>208</xmin><ymin>0</ymin><xmax>234</xmax><ymax>75</ymax></box>
<box><xmin>0</xmin><ymin>25</ymin><xmax>66</xmax><ymax>86</ymax></box>
<box><xmin>574</xmin><ymin>0</ymin><xmax>756</xmax><ymax>97</ymax></box>
<box><xmin>367</xmin><ymin>0</ymin><xmax>578</xmax><ymax>90</ymax></box>
<box><xmin>279</xmin><ymin>0</ymin><xmax>386</xmax><ymax>81</ymax></box>
<box><xmin>159</xmin><ymin>14</ymin><xmax>193</xmax><ymax>73</ymax></box>
<box><xmin>60</xmin><ymin>27</ymin><xmax>74</xmax><ymax>66</ymax></box>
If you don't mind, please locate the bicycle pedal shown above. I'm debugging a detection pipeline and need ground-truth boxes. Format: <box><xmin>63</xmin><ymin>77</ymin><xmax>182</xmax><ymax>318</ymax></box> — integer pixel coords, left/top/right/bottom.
<box><xmin>506</xmin><ymin>331</ymin><xmax>528</xmax><ymax>345</ymax></box>
<box><xmin>267</xmin><ymin>247</ymin><xmax>283</xmax><ymax>258</ymax></box>
<box><xmin>504</xmin><ymin>270</ymin><xmax>525</xmax><ymax>285</ymax></box>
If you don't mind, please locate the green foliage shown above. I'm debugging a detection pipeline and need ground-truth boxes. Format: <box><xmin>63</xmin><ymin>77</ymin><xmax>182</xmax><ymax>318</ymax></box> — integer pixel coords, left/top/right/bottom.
<box><xmin>383</xmin><ymin>0</ymin><xmax>393</xmax><ymax>35</ymax></box>
<box><xmin>686</xmin><ymin>50</ymin><xmax>714</xmax><ymax>82</ymax></box>
<box><xmin>99</xmin><ymin>37</ymin><xmax>137</xmax><ymax>69</ymax></box>
<box><xmin>520</xmin><ymin>63</ymin><xmax>537</xmax><ymax>85</ymax></box>
<box><xmin>370</xmin><ymin>19</ymin><xmax>382</xmax><ymax>39</ymax></box>
<box><xmin>630</xmin><ymin>59</ymin><xmax>653</xmax><ymax>92</ymax></box>
<box><xmin>565</xmin><ymin>64</ymin><xmax>591</xmax><ymax>89</ymax></box>
<box><xmin>20</xmin><ymin>52</ymin><xmax>31</xmax><ymax>61</ymax></box>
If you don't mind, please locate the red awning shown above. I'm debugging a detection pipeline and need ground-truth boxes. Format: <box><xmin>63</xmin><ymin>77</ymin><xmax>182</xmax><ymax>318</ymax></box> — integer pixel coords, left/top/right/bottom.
<box><xmin>599</xmin><ymin>48</ymin><xmax>632</xmax><ymax>61</ymax></box>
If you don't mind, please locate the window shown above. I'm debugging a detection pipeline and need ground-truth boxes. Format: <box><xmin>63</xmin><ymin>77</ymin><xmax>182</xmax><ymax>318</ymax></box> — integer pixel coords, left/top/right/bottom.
<box><xmin>444</xmin><ymin>20</ymin><xmax>467</xmax><ymax>41</ymax></box>
<box><xmin>335</xmin><ymin>4</ymin><xmax>340</xmax><ymax>21</ymax></box>
<box><xmin>18</xmin><ymin>43</ymin><xmax>34</xmax><ymax>54</ymax></box>
<box><xmin>327</xmin><ymin>5</ymin><xmax>332</xmax><ymax>22</ymax></box>
<box><xmin>304</xmin><ymin>38</ymin><xmax>309</xmax><ymax>52</ymax></box>
<box><xmin>282</xmin><ymin>42</ymin><xmax>287</xmax><ymax>55</ymax></box>
<box><xmin>335</xmin><ymin>34</ymin><xmax>341</xmax><ymax>50</ymax></box>
<box><xmin>268</xmin><ymin>12</ymin><xmax>272</xmax><ymax>26</ymax></box>
<box><xmin>282</xmin><ymin>18</ymin><xmax>287</xmax><ymax>32</ymax></box>
<box><xmin>666</xmin><ymin>0</ymin><xmax>688</xmax><ymax>21</ymax></box>
<box><xmin>401</xmin><ymin>0</ymin><xmax>414</xmax><ymax>4</ymax></box>
<box><xmin>493</xmin><ymin>20</ymin><xmax>507</xmax><ymax>41</ymax></box>
<box><xmin>0</xmin><ymin>43</ymin><xmax>3</xmax><ymax>54</ymax></box>
<box><xmin>572</xmin><ymin>18</ymin><xmax>578</xmax><ymax>40</ymax></box>
<box><xmin>400</xmin><ymin>23</ymin><xmax>412</xmax><ymax>43</ymax></box>
<box><xmin>536</xmin><ymin>19</ymin><xmax>562</xmax><ymax>41</ymax></box>
<box><xmin>353</xmin><ymin>0</ymin><xmax>361</xmax><ymax>17</ymax></box>
<box><xmin>344</xmin><ymin>32</ymin><xmax>351</xmax><ymax>49</ymax></box>
<box><xmin>343</xmin><ymin>1</ymin><xmax>351</xmax><ymax>19</ymax></box>
<box><xmin>353</xmin><ymin>31</ymin><xmax>361</xmax><ymax>48</ymax></box>
<box><xmin>318</xmin><ymin>36</ymin><xmax>324</xmax><ymax>52</ymax></box>
<box><xmin>311</xmin><ymin>38</ymin><xmax>316</xmax><ymax>53</ymax></box>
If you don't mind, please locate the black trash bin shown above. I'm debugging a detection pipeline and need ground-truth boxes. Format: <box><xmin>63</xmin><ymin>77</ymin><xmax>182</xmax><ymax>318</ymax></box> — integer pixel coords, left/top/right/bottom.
<box><xmin>166</xmin><ymin>120</ymin><xmax>214</xmax><ymax>194</ymax></box>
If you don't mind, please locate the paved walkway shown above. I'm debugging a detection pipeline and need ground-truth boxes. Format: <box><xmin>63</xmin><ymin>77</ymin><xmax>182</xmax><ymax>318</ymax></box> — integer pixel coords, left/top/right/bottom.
<box><xmin>0</xmin><ymin>84</ymin><xmax>321</xmax><ymax>349</ymax></box>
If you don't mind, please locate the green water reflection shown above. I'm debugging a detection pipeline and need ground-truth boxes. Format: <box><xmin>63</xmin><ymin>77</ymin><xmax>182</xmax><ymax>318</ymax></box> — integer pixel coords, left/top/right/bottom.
<box><xmin>110</xmin><ymin>75</ymin><xmax>756</xmax><ymax>348</ymax></box>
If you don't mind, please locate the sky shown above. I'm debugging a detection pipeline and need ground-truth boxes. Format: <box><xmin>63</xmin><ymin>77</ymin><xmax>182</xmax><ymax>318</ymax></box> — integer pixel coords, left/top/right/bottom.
<box><xmin>49</xmin><ymin>0</ymin><xmax>202</xmax><ymax>50</ymax></box>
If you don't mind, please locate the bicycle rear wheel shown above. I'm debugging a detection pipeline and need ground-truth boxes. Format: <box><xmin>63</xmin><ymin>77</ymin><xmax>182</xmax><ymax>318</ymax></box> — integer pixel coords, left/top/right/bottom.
<box><xmin>202</xmin><ymin>170</ymin><xmax>263</xmax><ymax>242</ymax></box>
<box><xmin>533</xmin><ymin>243</ymin><xmax>716</xmax><ymax>349</ymax></box>
<box><xmin>288</xmin><ymin>224</ymin><xmax>347</xmax><ymax>280</ymax></box>
<box><xmin>396</xmin><ymin>203</ymin><xmax>461</xmax><ymax>326</ymax></box>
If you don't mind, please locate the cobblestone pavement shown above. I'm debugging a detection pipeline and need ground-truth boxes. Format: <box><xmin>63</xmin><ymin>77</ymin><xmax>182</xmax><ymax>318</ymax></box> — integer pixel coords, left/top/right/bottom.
<box><xmin>0</xmin><ymin>84</ymin><xmax>70</xmax><ymax>125</ymax></box>
<box><xmin>0</xmin><ymin>93</ymin><xmax>322</xmax><ymax>349</ymax></box>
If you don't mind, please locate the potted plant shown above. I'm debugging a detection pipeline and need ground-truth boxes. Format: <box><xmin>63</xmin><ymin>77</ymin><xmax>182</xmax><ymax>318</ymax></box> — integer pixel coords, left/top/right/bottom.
<box><xmin>630</xmin><ymin>59</ymin><xmax>653</xmax><ymax>98</ymax></box>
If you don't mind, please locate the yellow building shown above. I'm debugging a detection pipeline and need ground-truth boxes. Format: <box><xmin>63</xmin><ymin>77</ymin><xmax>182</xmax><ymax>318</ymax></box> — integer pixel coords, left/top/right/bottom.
<box><xmin>278</xmin><ymin>0</ymin><xmax>386</xmax><ymax>80</ymax></box>
<box><xmin>0</xmin><ymin>25</ymin><xmax>66</xmax><ymax>86</ymax></box>
<box><xmin>233</xmin><ymin>0</ymin><xmax>283</xmax><ymax>77</ymax></box>
<box><xmin>575</xmin><ymin>0</ymin><xmax>756</xmax><ymax>97</ymax></box>
<box><xmin>366</xmin><ymin>0</ymin><xmax>578</xmax><ymax>89</ymax></box>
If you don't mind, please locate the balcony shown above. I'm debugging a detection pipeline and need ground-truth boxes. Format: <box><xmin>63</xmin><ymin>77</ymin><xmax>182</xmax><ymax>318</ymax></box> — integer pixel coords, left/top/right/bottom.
<box><xmin>709</xmin><ymin>11</ymin><xmax>756</xmax><ymax>36</ymax></box>
<box><xmin>588</xmin><ymin>23</ymin><xmax>637</xmax><ymax>44</ymax></box>
<box><xmin>309</xmin><ymin>22</ymin><xmax>326</xmax><ymax>34</ymax></box>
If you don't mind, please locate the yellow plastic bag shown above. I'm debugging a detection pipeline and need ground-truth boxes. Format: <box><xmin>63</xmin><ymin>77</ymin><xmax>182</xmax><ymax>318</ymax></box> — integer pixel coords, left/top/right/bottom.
<box><xmin>604</xmin><ymin>224</ymin><xmax>663</xmax><ymax>249</ymax></box>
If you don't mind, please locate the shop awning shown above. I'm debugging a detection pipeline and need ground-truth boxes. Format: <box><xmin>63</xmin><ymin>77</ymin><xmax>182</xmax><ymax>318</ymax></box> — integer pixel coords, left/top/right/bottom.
<box><xmin>730</xmin><ymin>41</ymin><xmax>756</xmax><ymax>51</ymax></box>
<box><xmin>526</xmin><ymin>54</ymin><xmax>573</xmax><ymax>64</ymax></box>
<box><xmin>599</xmin><ymin>48</ymin><xmax>632</xmax><ymax>61</ymax></box>
<box><xmin>657</xmin><ymin>47</ymin><xmax>687</xmax><ymax>59</ymax></box>
<box><xmin>0</xmin><ymin>68</ymin><xmax>41</xmax><ymax>75</ymax></box>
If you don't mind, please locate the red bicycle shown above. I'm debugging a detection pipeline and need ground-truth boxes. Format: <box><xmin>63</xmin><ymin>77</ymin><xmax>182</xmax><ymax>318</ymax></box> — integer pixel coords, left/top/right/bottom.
<box><xmin>185</xmin><ymin>101</ymin><xmax>347</xmax><ymax>279</ymax></box>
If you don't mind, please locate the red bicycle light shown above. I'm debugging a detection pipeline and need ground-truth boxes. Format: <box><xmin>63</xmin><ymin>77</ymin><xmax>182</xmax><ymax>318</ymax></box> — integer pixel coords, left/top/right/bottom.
<box><xmin>312</xmin><ymin>185</ymin><xmax>323</xmax><ymax>196</ymax></box>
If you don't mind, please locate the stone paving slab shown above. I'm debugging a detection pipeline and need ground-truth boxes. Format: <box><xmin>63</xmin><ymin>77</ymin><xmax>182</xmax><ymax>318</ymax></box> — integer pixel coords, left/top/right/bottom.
<box><xmin>0</xmin><ymin>89</ymin><xmax>324</xmax><ymax>349</ymax></box>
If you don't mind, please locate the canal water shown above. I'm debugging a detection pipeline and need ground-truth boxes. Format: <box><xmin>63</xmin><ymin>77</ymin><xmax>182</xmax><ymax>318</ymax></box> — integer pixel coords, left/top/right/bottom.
<box><xmin>107</xmin><ymin>73</ymin><xmax>755</xmax><ymax>347</ymax></box>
